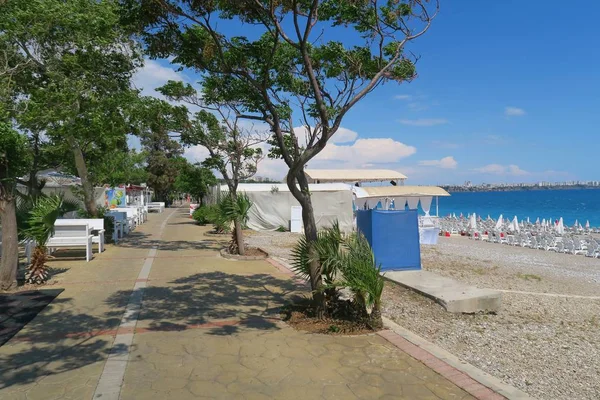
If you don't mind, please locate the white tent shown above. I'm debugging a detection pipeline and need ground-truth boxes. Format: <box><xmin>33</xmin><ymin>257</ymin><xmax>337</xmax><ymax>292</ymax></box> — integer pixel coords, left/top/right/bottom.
<box><xmin>352</xmin><ymin>185</ymin><xmax>450</xmax><ymax>215</ymax></box>
<box><xmin>495</xmin><ymin>214</ymin><xmax>504</xmax><ymax>230</ymax></box>
<box><xmin>225</xmin><ymin>183</ymin><xmax>354</xmax><ymax>232</ymax></box>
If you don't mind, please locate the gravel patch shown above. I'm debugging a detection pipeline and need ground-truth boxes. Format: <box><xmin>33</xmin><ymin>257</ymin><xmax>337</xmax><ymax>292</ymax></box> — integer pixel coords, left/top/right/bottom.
<box><xmin>248</xmin><ymin>231</ymin><xmax>600</xmax><ymax>399</ymax></box>
<box><xmin>244</xmin><ymin>230</ymin><xmax>301</xmax><ymax>260</ymax></box>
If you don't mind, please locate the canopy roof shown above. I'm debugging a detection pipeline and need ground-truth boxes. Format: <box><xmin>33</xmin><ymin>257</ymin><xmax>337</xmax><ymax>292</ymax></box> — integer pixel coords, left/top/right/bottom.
<box><xmin>222</xmin><ymin>183</ymin><xmax>352</xmax><ymax>193</ymax></box>
<box><xmin>303</xmin><ymin>169</ymin><xmax>407</xmax><ymax>183</ymax></box>
<box><xmin>353</xmin><ymin>186</ymin><xmax>450</xmax><ymax>199</ymax></box>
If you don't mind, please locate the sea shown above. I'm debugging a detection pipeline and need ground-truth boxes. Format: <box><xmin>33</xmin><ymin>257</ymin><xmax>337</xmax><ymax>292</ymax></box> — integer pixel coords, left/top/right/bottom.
<box><xmin>436</xmin><ymin>188</ymin><xmax>600</xmax><ymax>227</ymax></box>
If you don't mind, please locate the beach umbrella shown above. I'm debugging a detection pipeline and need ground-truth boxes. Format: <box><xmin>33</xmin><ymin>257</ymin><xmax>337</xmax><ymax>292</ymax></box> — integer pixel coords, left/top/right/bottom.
<box><xmin>509</xmin><ymin>216</ymin><xmax>520</xmax><ymax>233</ymax></box>
<box><xmin>573</xmin><ymin>219</ymin><xmax>579</xmax><ymax>229</ymax></box>
<box><xmin>557</xmin><ymin>217</ymin><xmax>564</xmax><ymax>235</ymax></box>
<box><xmin>487</xmin><ymin>214</ymin><xmax>492</xmax><ymax>221</ymax></box>
<box><xmin>495</xmin><ymin>214</ymin><xmax>503</xmax><ymax>230</ymax></box>
<box><xmin>527</xmin><ymin>217</ymin><xmax>530</xmax><ymax>224</ymax></box>
<box><xmin>469</xmin><ymin>213</ymin><xmax>477</xmax><ymax>230</ymax></box>
<box><xmin>535</xmin><ymin>217</ymin><xmax>540</xmax><ymax>225</ymax></box>
<box><xmin>586</xmin><ymin>220</ymin><xmax>590</xmax><ymax>229</ymax></box>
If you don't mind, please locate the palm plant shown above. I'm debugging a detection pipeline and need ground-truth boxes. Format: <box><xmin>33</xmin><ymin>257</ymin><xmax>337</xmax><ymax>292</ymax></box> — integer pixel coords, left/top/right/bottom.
<box><xmin>21</xmin><ymin>195</ymin><xmax>78</xmax><ymax>284</ymax></box>
<box><xmin>218</xmin><ymin>192</ymin><xmax>253</xmax><ymax>254</ymax></box>
<box><xmin>338</xmin><ymin>233</ymin><xmax>385</xmax><ymax>329</ymax></box>
<box><xmin>291</xmin><ymin>222</ymin><xmax>343</xmax><ymax>299</ymax></box>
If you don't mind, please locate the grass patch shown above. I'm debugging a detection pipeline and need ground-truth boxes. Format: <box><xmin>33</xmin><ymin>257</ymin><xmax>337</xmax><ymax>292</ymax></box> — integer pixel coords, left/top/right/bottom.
<box><xmin>516</xmin><ymin>273</ymin><xmax>542</xmax><ymax>282</ymax></box>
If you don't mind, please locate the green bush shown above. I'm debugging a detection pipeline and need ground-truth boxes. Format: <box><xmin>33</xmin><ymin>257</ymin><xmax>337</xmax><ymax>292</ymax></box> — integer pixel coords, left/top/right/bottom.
<box><xmin>192</xmin><ymin>205</ymin><xmax>215</xmax><ymax>225</ymax></box>
<box><xmin>290</xmin><ymin>221</ymin><xmax>384</xmax><ymax>328</ymax></box>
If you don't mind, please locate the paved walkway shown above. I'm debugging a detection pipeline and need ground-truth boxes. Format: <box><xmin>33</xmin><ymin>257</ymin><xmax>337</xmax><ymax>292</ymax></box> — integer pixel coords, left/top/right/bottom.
<box><xmin>0</xmin><ymin>208</ymin><xmax>475</xmax><ymax>399</ymax></box>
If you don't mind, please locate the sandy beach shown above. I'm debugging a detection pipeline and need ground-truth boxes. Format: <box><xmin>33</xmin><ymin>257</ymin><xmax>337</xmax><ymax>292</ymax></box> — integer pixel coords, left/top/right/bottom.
<box><xmin>247</xmin><ymin>231</ymin><xmax>600</xmax><ymax>400</ymax></box>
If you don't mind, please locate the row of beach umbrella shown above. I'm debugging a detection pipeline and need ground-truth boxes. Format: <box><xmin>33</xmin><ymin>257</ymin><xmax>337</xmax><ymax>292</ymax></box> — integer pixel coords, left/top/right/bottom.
<box><xmin>460</xmin><ymin>213</ymin><xmax>590</xmax><ymax>235</ymax></box>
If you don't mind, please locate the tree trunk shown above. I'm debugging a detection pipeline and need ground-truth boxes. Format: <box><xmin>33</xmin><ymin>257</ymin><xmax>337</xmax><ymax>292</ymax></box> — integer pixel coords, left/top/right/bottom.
<box><xmin>228</xmin><ymin>189</ymin><xmax>246</xmax><ymax>256</ymax></box>
<box><xmin>234</xmin><ymin>219</ymin><xmax>245</xmax><ymax>255</ymax></box>
<box><xmin>299</xmin><ymin>197</ymin><xmax>326</xmax><ymax>316</ymax></box>
<box><xmin>0</xmin><ymin>198</ymin><xmax>19</xmax><ymax>290</ymax></box>
<box><xmin>69</xmin><ymin>137</ymin><xmax>97</xmax><ymax>216</ymax></box>
<box><xmin>289</xmin><ymin>171</ymin><xmax>326</xmax><ymax>317</ymax></box>
<box><xmin>368</xmin><ymin>304</ymin><xmax>383</xmax><ymax>330</ymax></box>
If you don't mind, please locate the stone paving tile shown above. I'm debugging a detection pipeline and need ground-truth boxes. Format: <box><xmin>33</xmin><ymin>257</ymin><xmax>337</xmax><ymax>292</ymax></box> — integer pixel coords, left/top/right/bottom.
<box><xmin>0</xmin><ymin>211</ymin><xmax>169</xmax><ymax>399</ymax></box>
<box><xmin>0</xmin><ymin>209</ymin><xmax>479</xmax><ymax>400</ymax></box>
<box><xmin>122</xmin><ymin>326</ymin><xmax>474</xmax><ymax>400</ymax></box>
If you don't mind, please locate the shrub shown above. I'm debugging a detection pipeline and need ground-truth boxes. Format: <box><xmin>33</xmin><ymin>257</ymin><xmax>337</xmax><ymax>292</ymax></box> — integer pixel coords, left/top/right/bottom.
<box><xmin>192</xmin><ymin>205</ymin><xmax>214</xmax><ymax>225</ymax></box>
<box><xmin>338</xmin><ymin>233</ymin><xmax>385</xmax><ymax>329</ymax></box>
<box><xmin>290</xmin><ymin>221</ymin><xmax>384</xmax><ymax>328</ymax></box>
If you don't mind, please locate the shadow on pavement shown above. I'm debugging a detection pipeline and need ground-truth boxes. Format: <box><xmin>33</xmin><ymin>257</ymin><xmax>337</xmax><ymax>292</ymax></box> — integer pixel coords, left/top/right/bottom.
<box><xmin>106</xmin><ymin>271</ymin><xmax>304</xmax><ymax>336</ymax></box>
<box><xmin>0</xmin><ymin>294</ymin><xmax>124</xmax><ymax>390</ymax></box>
<box><xmin>115</xmin><ymin>232</ymin><xmax>223</xmax><ymax>252</ymax></box>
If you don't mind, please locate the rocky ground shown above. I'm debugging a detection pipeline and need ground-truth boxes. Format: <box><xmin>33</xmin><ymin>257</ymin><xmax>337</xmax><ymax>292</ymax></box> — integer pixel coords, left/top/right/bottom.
<box><xmin>246</xmin><ymin>231</ymin><xmax>600</xmax><ymax>400</ymax></box>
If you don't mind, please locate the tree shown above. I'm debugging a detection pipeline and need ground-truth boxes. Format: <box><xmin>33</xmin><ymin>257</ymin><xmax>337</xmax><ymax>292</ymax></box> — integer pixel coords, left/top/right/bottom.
<box><xmin>0</xmin><ymin>123</ymin><xmax>31</xmax><ymax>290</ymax></box>
<box><xmin>123</xmin><ymin>0</ymin><xmax>438</xmax><ymax>313</ymax></box>
<box><xmin>2</xmin><ymin>0</ymin><xmax>143</xmax><ymax>215</ymax></box>
<box><xmin>157</xmin><ymin>81</ymin><xmax>265</xmax><ymax>255</ymax></box>
<box><xmin>21</xmin><ymin>195</ymin><xmax>78</xmax><ymax>284</ymax></box>
<box><xmin>174</xmin><ymin>162</ymin><xmax>217</xmax><ymax>205</ymax></box>
<box><xmin>137</xmin><ymin>98</ymin><xmax>187</xmax><ymax>202</ymax></box>
<box><xmin>92</xmin><ymin>149</ymin><xmax>148</xmax><ymax>188</ymax></box>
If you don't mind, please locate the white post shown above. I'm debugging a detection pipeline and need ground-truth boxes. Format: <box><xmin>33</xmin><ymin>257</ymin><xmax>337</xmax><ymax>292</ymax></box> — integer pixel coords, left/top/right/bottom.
<box><xmin>436</xmin><ymin>196</ymin><xmax>439</xmax><ymax>217</ymax></box>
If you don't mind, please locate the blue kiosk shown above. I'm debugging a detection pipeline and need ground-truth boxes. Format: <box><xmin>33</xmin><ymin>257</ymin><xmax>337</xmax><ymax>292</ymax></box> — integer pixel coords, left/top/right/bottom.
<box><xmin>353</xmin><ymin>186</ymin><xmax>450</xmax><ymax>272</ymax></box>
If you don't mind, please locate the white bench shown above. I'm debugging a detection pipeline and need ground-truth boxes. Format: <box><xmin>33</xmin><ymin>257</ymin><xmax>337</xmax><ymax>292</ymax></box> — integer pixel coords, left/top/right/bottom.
<box><xmin>47</xmin><ymin>224</ymin><xmax>93</xmax><ymax>262</ymax></box>
<box><xmin>148</xmin><ymin>202</ymin><xmax>165</xmax><ymax>213</ymax></box>
<box><xmin>55</xmin><ymin>219</ymin><xmax>105</xmax><ymax>253</ymax></box>
<box><xmin>107</xmin><ymin>211</ymin><xmax>128</xmax><ymax>240</ymax></box>
<box><xmin>113</xmin><ymin>207</ymin><xmax>141</xmax><ymax>227</ymax></box>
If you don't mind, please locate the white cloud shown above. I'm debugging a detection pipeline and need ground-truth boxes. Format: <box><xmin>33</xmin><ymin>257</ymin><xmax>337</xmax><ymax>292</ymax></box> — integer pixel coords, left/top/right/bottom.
<box><xmin>505</xmin><ymin>106</ymin><xmax>526</xmax><ymax>117</ymax></box>
<box><xmin>316</xmin><ymin>138</ymin><xmax>416</xmax><ymax>164</ymax></box>
<box><xmin>133</xmin><ymin>59</ymin><xmax>187</xmax><ymax>97</ymax></box>
<box><xmin>398</xmin><ymin>118</ymin><xmax>449</xmax><ymax>127</ymax></box>
<box><xmin>183</xmin><ymin>145</ymin><xmax>210</xmax><ymax>164</ymax></box>
<box><xmin>255</xmin><ymin>137</ymin><xmax>417</xmax><ymax>180</ymax></box>
<box><xmin>507</xmin><ymin>164</ymin><xmax>529</xmax><ymax>176</ymax></box>
<box><xmin>394</xmin><ymin>94</ymin><xmax>412</xmax><ymax>100</ymax></box>
<box><xmin>407</xmin><ymin>102</ymin><xmax>429</xmax><ymax>112</ymax></box>
<box><xmin>330</xmin><ymin>127</ymin><xmax>359</xmax><ymax>144</ymax></box>
<box><xmin>418</xmin><ymin>156</ymin><xmax>457</xmax><ymax>169</ymax></box>
<box><xmin>256</xmin><ymin>158</ymin><xmax>286</xmax><ymax>180</ymax></box>
<box><xmin>292</xmin><ymin>125</ymin><xmax>358</xmax><ymax>145</ymax></box>
<box><xmin>473</xmin><ymin>164</ymin><xmax>529</xmax><ymax>176</ymax></box>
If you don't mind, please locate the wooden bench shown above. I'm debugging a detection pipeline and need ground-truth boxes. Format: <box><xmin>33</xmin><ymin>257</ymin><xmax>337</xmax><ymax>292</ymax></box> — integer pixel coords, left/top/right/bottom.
<box><xmin>55</xmin><ymin>219</ymin><xmax>105</xmax><ymax>253</ymax></box>
<box><xmin>47</xmin><ymin>224</ymin><xmax>93</xmax><ymax>262</ymax></box>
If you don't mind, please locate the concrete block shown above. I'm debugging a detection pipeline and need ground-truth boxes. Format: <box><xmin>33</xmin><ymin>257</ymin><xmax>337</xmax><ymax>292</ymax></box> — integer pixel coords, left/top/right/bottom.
<box><xmin>384</xmin><ymin>270</ymin><xmax>502</xmax><ymax>313</ymax></box>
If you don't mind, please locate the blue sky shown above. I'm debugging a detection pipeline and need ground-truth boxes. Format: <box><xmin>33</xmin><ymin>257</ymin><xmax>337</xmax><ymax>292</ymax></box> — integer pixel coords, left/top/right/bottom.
<box><xmin>133</xmin><ymin>1</ymin><xmax>600</xmax><ymax>184</ymax></box>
